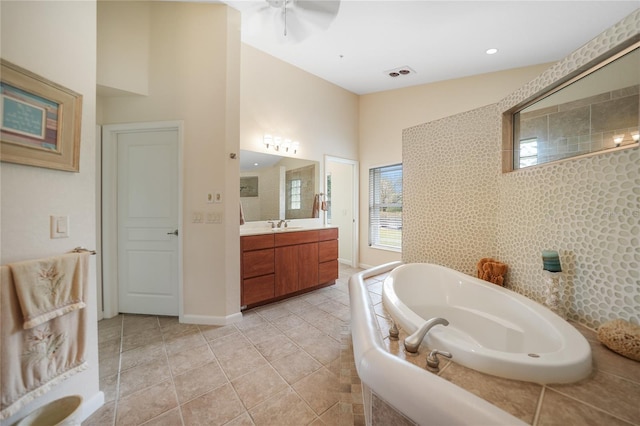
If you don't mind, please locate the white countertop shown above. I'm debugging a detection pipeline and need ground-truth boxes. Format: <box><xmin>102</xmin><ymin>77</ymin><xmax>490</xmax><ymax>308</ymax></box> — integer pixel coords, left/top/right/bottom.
<box><xmin>240</xmin><ymin>224</ymin><xmax>338</xmax><ymax>236</ymax></box>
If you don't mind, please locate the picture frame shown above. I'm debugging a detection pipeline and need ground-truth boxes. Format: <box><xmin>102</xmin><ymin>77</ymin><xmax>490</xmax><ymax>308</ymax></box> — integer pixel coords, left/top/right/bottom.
<box><xmin>1</xmin><ymin>59</ymin><xmax>82</xmax><ymax>172</ymax></box>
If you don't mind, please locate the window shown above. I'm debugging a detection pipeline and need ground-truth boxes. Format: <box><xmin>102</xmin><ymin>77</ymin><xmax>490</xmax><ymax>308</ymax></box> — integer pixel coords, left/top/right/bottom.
<box><xmin>518</xmin><ymin>138</ymin><xmax>538</xmax><ymax>168</ymax></box>
<box><xmin>369</xmin><ymin>164</ymin><xmax>402</xmax><ymax>250</ymax></box>
<box><xmin>290</xmin><ymin>179</ymin><xmax>301</xmax><ymax>210</ymax></box>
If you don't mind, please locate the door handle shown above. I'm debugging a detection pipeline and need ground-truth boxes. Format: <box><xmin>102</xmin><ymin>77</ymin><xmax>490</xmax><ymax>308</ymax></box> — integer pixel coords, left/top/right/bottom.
<box><xmin>167</xmin><ymin>229</ymin><xmax>179</xmax><ymax>236</ymax></box>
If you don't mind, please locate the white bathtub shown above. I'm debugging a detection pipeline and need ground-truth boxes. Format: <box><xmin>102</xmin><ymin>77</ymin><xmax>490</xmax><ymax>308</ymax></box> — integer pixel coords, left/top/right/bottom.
<box><xmin>382</xmin><ymin>263</ymin><xmax>592</xmax><ymax>384</ymax></box>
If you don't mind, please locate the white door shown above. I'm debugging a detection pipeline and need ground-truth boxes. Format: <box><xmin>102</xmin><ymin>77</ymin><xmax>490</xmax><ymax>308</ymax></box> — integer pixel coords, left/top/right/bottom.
<box><xmin>116</xmin><ymin>129</ymin><xmax>179</xmax><ymax>315</ymax></box>
<box><xmin>325</xmin><ymin>156</ymin><xmax>358</xmax><ymax>268</ymax></box>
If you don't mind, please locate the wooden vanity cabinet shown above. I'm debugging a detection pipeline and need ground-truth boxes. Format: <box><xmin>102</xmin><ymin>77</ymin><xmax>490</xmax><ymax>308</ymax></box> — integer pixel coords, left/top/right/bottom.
<box><xmin>241</xmin><ymin>228</ymin><xmax>339</xmax><ymax>308</ymax></box>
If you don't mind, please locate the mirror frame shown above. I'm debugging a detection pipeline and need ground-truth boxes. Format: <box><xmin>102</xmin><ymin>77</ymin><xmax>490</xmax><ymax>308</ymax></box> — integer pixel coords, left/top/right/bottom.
<box><xmin>502</xmin><ymin>35</ymin><xmax>640</xmax><ymax>172</ymax></box>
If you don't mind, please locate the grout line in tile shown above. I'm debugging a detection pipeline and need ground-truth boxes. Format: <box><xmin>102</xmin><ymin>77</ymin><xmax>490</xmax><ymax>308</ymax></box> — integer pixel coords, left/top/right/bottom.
<box><xmin>531</xmin><ymin>385</ymin><xmax>545</xmax><ymax>426</ymax></box>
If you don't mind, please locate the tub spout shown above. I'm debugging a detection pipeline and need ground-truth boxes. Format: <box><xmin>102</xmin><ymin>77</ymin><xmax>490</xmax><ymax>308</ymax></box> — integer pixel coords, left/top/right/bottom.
<box><xmin>404</xmin><ymin>317</ymin><xmax>449</xmax><ymax>353</ymax></box>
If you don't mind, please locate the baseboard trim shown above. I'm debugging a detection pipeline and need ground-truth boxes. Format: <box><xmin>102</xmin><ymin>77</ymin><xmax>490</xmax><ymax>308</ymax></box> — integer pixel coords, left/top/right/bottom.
<box><xmin>180</xmin><ymin>312</ymin><xmax>243</xmax><ymax>326</ymax></box>
<box><xmin>81</xmin><ymin>391</ymin><xmax>104</xmax><ymax>422</ymax></box>
<box><xmin>358</xmin><ymin>263</ymin><xmax>375</xmax><ymax>270</ymax></box>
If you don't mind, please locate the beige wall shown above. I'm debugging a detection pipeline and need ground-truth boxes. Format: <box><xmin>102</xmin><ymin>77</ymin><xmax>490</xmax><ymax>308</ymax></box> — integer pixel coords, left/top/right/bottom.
<box><xmin>240</xmin><ymin>44</ymin><xmax>359</xmax><ymax>185</ymax></box>
<box><xmin>358</xmin><ymin>64</ymin><xmax>551</xmax><ymax>267</ymax></box>
<box><xmin>0</xmin><ymin>1</ymin><xmax>101</xmax><ymax>423</ymax></box>
<box><xmin>99</xmin><ymin>2</ymin><xmax>241</xmax><ymax>321</ymax></box>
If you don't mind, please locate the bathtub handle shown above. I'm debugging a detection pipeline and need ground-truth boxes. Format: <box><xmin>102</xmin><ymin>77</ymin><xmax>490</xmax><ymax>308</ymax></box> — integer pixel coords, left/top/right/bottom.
<box><xmin>426</xmin><ymin>349</ymin><xmax>452</xmax><ymax>370</ymax></box>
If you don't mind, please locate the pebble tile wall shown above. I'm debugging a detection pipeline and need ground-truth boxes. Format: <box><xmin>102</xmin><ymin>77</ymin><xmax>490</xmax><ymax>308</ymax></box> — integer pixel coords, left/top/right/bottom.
<box><xmin>403</xmin><ymin>10</ymin><xmax>639</xmax><ymax>328</ymax></box>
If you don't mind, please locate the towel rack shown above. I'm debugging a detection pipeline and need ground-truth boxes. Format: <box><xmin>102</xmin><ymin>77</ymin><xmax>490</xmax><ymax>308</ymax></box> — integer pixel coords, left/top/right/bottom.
<box><xmin>71</xmin><ymin>247</ymin><xmax>96</xmax><ymax>255</ymax></box>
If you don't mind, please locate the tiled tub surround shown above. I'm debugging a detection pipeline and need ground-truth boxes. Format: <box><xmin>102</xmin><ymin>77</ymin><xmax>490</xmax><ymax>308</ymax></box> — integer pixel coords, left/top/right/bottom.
<box><xmin>85</xmin><ymin>265</ymin><xmax>365</xmax><ymax>426</ymax></box>
<box><xmin>353</xmin><ymin>266</ymin><xmax>640</xmax><ymax>425</ymax></box>
<box><xmin>517</xmin><ymin>84</ymin><xmax>639</xmax><ymax>164</ymax></box>
<box><xmin>403</xmin><ymin>10</ymin><xmax>640</xmax><ymax>329</ymax></box>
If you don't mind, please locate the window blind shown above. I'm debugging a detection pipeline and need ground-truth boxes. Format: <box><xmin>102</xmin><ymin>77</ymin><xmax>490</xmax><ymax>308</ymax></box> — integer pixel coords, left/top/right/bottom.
<box><xmin>369</xmin><ymin>163</ymin><xmax>402</xmax><ymax>249</ymax></box>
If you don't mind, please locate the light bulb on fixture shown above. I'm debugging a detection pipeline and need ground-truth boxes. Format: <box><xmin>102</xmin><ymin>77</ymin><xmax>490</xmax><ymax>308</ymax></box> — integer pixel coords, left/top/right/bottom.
<box><xmin>292</xmin><ymin>141</ymin><xmax>299</xmax><ymax>154</ymax></box>
<box><xmin>273</xmin><ymin>137</ymin><xmax>282</xmax><ymax>151</ymax></box>
<box><xmin>613</xmin><ymin>135</ymin><xmax>624</xmax><ymax>146</ymax></box>
<box><xmin>282</xmin><ymin>139</ymin><xmax>292</xmax><ymax>152</ymax></box>
<box><xmin>263</xmin><ymin>134</ymin><xmax>272</xmax><ymax>149</ymax></box>
<box><xmin>632</xmin><ymin>131</ymin><xmax>639</xmax><ymax>143</ymax></box>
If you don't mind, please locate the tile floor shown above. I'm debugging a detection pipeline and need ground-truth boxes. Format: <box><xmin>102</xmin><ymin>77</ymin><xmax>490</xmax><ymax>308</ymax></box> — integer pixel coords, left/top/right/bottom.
<box><xmin>85</xmin><ymin>265</ymin><xmax>364</xmax><ymax>426</ymax></box>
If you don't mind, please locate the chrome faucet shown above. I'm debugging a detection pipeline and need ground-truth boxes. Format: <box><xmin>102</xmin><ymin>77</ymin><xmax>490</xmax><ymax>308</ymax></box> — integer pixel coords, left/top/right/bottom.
<box><xmin>426</xmin><ymin>349</ymin><xmax>452</xmax><ymax>370</ymax></box>
<box><xmin>267</xmin><ymin>220</ymin><xmax>277</xmax><ymax>229</ymax></box>
<box><xmin>277</xmin><ymin>219</ymin><xmax>286</xmax><ymax>228</ymax></box>
<box><xmin>403</xmin><ymin>317</ymin><xmax>449</xmax><ymax>353</ymax></box>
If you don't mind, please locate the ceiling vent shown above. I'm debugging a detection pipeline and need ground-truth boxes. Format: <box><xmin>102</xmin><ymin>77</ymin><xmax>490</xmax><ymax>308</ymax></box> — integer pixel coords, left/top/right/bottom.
<box><xmin>385</xmin><ymin>66</ymin><xmax>416</xmax><ymax>78</ymax></box>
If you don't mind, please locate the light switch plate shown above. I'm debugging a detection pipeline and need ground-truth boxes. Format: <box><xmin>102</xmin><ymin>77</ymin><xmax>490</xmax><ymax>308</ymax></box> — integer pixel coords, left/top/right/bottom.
<box><xmin>50</xmin><ymin>215</ymin><xmax>69</xmax><ymax>238</ymax></box>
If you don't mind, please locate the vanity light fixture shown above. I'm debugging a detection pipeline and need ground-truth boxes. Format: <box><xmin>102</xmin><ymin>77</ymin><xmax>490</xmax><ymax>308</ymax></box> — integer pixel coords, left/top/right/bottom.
<box><xmin>613</xmin><ymin>134</ymin><xmax>624</xmax><ymax>146</ymax></box>
<box><xmin>263</xmin><ymin>134</ymin><xmax>273</xmax><ymax>148</ymax></box>
<box><xmin>632</xmin><ymin>131</ymin><xmax>639</xmax><ymax>143</ymax></box>
<box><xmin>263</xmin><ymin>134</ymin><xmax>300</xmax><ymax>154</ymax></box>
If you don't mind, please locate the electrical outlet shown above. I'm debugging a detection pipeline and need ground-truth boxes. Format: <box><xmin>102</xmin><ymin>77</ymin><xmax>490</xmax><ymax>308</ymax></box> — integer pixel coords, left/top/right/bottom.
<box><xmin>214</xmin><ymin>192</ymin><xmax>223</xmax><ymax>203</ymax></box>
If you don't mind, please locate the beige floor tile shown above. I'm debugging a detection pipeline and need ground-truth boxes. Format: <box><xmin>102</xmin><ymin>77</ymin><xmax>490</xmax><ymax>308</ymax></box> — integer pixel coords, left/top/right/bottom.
<box><xmin>161</xmin><ymin>323</ymin><xmax>200</xmax><ymax>340</ymax></box>
<box><xmin>439</xmin><ymin>363</ymin><xmax>541</xmax><ymax>424</ymax></box>
<box><xmin>299</xmin><ymin>334</ymin><xmax>341</xmax><ymax>365</ymax></box>
<box><xmin>301</xmin><ymin>292</ymin><xmax>330</xmax><ymax>305</ymax></box>
<box><xmin>254</xmin><ymin>334</ymin><xmax>299</xmax><ymax>362</ymax></box>
<box><xmin>255</xmin><ymin>304</ymin><xmax>290</xmax><ymax>321</ymax></box>
<box><xmin>84</xmin><ymin>401</ymin><xmax>115</xmax><ymax>426</ymax></box>
<box><xmin>157</xmin><ymin>315</ymin><xmax>180</xmax><ymax>329</ymax></box>
<box><xmin>281</xmin><ymin>298</ymin><xmax>315</xmax><ymax>315</ymax></box>
<box><xmin>116</xmin><ymin>380</ymin><xmax>178</xmax><ymax>426</ymax></box>
<box><xmin>120</xmin><ymin>341</ymin><xmax>165</xmax><ymax>372</ymax></box>
<box><xmin>317</xmin><ymin>300</ymin><xmax>351</xmax><ymax>322</ymax></box>
<box><xmin>99</xmin><ymin>337</ymin><xmax>122</xmax><ymax>360</ymax></box>
<box><xmin>99</xmin><ymin>353</ymin><xmax>121</xmax><ymax>378</ymax></box>
<box><xmin>549</xmin><ymin>370</ymin><xmax>640</xmax><ymax>424</ymax></box>
<box><xmin>249</xmin><ymin>387</ymin><xmax>317</xmax><ymax>426</ymax></box>
<box><xmin>284</xmin><ymin>323</ymin><xmax>325</xmax><ymax>346</ymax></box>
<box><xmin>123</xmin><ymin>315</ymin><xmax>160</xmax><ymax>336</ymax></box>
<box><xmin>217</xmin><ymin>347</ymin><xmax>269</xmax><ymax>380</ymax></box>
<box><xmin>164</xmin><ymin>330</ymin><xmax>207</xmax><ymax>355</ymax></box>
<box><xmin>168</xmin><ymin>343</ymin><xmax>215</xmax><ymax>376</ymax></box>
<box><xmin>241</xmin><ymin>323</ymin><xmax>283</xmax><ymax>345</ymax></box>
<box><xmin>293</xmin><ymin>367</ymin><xmax>339</xmax><ymax>415</ymax></box>
<box><xmin>232</xmin><ymin>364</ymin><xmax>288</xmax><ymax>409</ymax></box>
<box><xmin>271</xmin><ymin>349</ymin><xmax>322</xmax><ymax>384</ymax></box>
<box><xmin>122</xmin><ymin>327</ymin><xmax>163</xmax><ymax>352</ymax></box>
<box><xmin>269</xmin><ymin>313</ymin><xmax>306</xmax><ymax>331</ymax></box>
<box><xmin>209</xmin><ymin>332</ymin><xmax>252</xmax><ymax>360</ymax></box>
<box><xmin>224</xmin><ymin>412</ymin><xmax>255</xmax><ymax>426</ymax></box>
<box><xmin>590</xmin><ymin>340</ymin><xmax>640</xmax><ymax>384</ymax></box>
<box><xmin>119</xmin><ymin>357</ymin><xmax>171</xmax><ymax>398</ymax></box>
<box><xmin>181</xmin><ymin>383</ymin><xmax>245</xmax><ymax>426</ymax></box>
<box><xmin>199</xmin><ymin>324</ymin><xmax>238</xmax><ymax>342</ymax></box>
<box><xmin>538</xmin><ymin>388</ymin><xmax>630</xmax><ymax>426</ymax></box>
<box><xmin>99</xmin><ymin>324</ymin><xmax>123</xmax><ymax>344</ymax></box>
<box><xmin>174</xmin><ymin>361</ymin><xmax>228</xmax><ymax>404</ymax></box>
<box><xmin>318</xmin><ymin>403</ymin><xmax>354</xmax><ymax>426</ymax></box>
<box><xmin>235</xmin><ymin>312</ymin><xmax>268</xmax><ymax>331</ymax></box>
<box><xmin>141</xmin><ymin>407</ymin><xmax>183</xmax><ymax>426</ymax></box>
<box><xmin>366</xmin><ymin>281</ymin><xmax>383</xmax><ymax>295</ymax></box>
<box><xmin>98</xmin><ymin>314</ymin><xmax>123</xmax><ymax>330</ymax></box>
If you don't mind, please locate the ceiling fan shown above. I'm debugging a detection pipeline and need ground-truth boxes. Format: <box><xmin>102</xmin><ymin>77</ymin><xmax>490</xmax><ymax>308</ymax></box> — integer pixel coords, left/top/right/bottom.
<box><xmin>241</xmin><ymin>0</ymin><xmax>341</xmax><ymax>44</ymax></box>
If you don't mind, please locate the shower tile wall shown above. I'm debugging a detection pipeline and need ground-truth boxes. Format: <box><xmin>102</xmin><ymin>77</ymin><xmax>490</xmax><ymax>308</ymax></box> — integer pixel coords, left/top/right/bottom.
<box><xmin>403</xmin><ymin>10</ymin><xmax>639</xmax><ymax>329</ymax></box>
<box><xmin>518</xmin><ymin>85</ymin><xmax>639</xmax><ymax>163</ymax></box>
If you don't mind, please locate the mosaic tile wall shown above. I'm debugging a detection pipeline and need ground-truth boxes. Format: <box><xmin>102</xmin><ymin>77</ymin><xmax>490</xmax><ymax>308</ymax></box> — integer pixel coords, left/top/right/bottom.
<box><xmin>402</xmin><ymin>104</ymin><xmax>500</xmax><ymax>275</ymax></box>
<box><xmin>403</xmin><ymin>10</ymin><xmax>639</xmax><ymax>328</ymax></box>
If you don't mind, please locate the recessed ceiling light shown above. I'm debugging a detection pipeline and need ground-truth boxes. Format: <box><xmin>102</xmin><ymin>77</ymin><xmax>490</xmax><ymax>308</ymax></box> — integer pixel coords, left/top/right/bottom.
<box><xmin>486</xmin><ymin>48</ymin><xmax>498</xmax><ymax>55</ymax></box>
<box><xmin>254</xmin><ymin>162</ymin><xmax>259</xmax><ymax>166</ymax></box>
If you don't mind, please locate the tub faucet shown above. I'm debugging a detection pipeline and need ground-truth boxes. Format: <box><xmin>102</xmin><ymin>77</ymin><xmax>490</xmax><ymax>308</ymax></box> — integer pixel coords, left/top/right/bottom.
<box><xmin>404</xmin><ymin>317</ymin><xmax>449</xmax><ymax>354</ymax></box>
<box><xmin>426</xmin><ymin>349</ymin><xmax>452</xmax><ymax>371</ymax></box>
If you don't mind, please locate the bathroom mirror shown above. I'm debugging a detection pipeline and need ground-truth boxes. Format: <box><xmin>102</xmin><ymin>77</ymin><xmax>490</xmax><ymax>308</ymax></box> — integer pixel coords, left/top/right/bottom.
<box><xmin>239</xmin><ymin>150</ymin><xmax>319</xmax><ymax>222</ymax></box>
<box><xmin>507</xmin><ymin>40</ymin><xmax>639</xmax><ymax>170</ymax></box>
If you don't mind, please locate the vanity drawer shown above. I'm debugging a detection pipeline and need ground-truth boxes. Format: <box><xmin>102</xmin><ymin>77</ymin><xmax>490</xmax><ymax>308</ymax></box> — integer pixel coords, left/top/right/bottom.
<box><xmin>274</xmin><ymin>230</ymin><xmax>319</xmax><ymax>247</ymax></box>
<box><xmin>319</xmin><ymin>259</ymin><xmax>339</xmax><ymax>284</ymax></box>
<box><xmin>242</xmin><ymin>234</ymin><xmax>274</xmax><ymax>251</ymax></box>
<box><xmin>319</xmin><ymin>239</ymin><xmax>338</xmax><ymax>263</ymax></box>
<box><xmin>242</xmin><ymin>248</ymin><xmax>274</xmax><ymax>278</ymax></box>
<box><xmin>318</xmin><ymin>228</ymin><xmax>338</xmax><ymax>241</ymax></box>
<box><xmin>243</xmin><ymin>274</ymin><xmax>275</xmax><ymax>305</ymax></box>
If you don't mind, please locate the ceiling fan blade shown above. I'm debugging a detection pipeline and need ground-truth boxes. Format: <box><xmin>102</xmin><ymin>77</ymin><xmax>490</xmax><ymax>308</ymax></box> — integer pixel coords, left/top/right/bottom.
<box><xmin>293</xmin><ymin>0</ymin><xmax>341</xmax><ymax>17</ymax></box>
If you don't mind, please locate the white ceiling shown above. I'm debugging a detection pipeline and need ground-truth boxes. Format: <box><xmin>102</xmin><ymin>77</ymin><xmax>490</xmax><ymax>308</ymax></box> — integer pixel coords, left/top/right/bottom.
<box><xmin>224</xmin><ymin>1</ymin><xmax>639</xmax><ymax>95</ymax></box>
